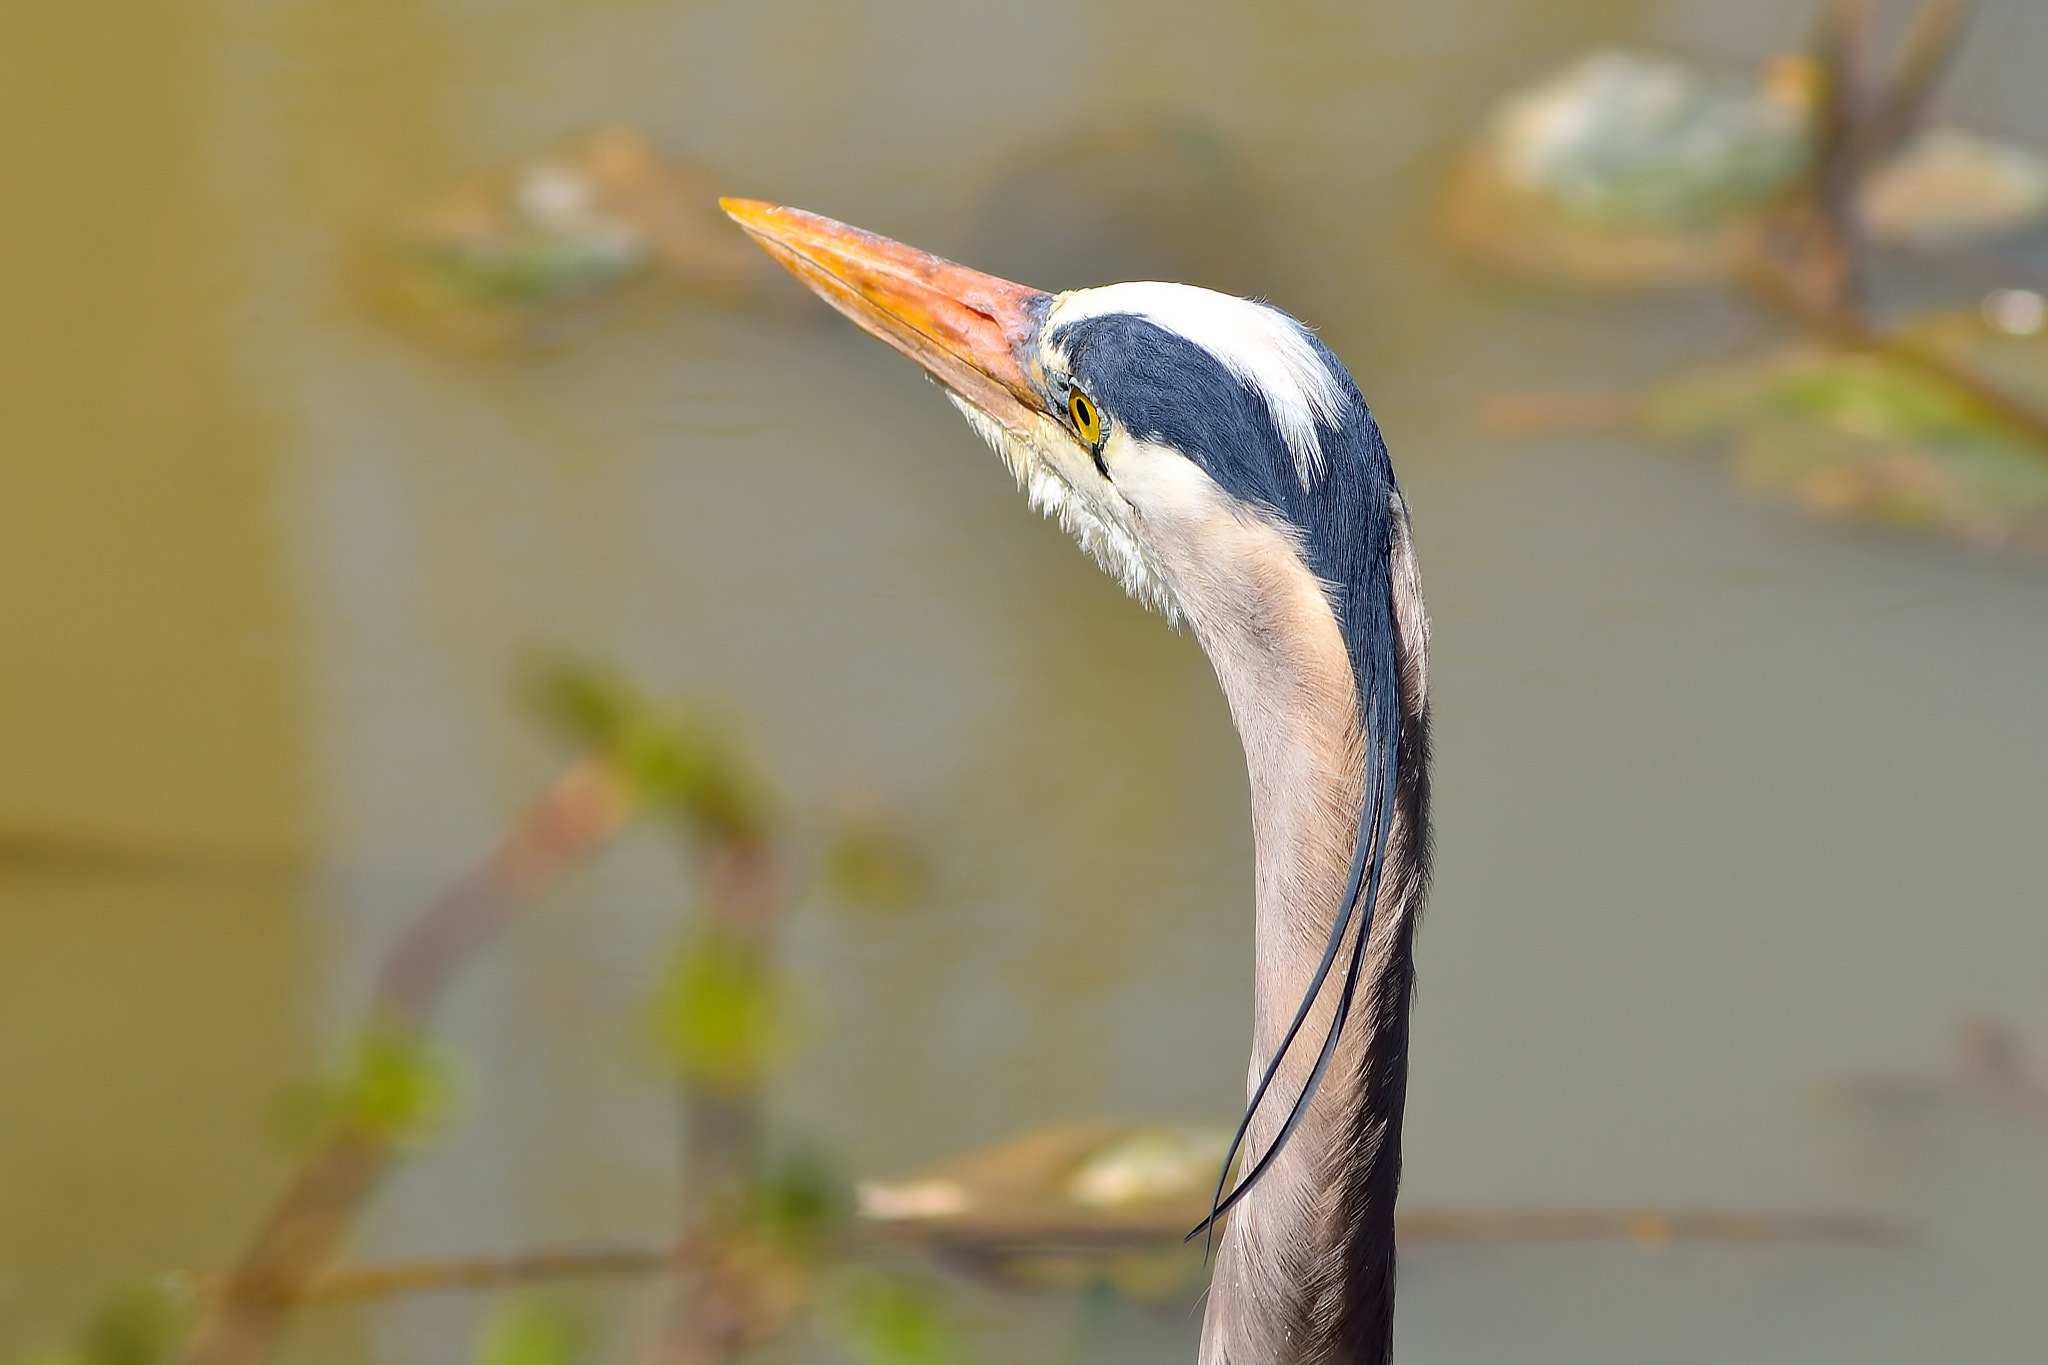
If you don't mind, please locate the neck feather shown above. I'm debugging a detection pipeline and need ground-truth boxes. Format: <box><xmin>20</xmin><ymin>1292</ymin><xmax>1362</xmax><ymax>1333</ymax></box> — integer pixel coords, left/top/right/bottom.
<box><xmin>1177</xmin><ymin>506</ymin><xmax>1431</xmax><ymax>1365</ymax></box>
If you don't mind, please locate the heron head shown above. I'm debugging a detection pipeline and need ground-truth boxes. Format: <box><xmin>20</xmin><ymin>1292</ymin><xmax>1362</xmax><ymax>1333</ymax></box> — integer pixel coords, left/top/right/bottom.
<box><xmin>720</xmin><ymin>199</ymin><xmax>1409</xmax><ymax>665</ymax></box>
<box><xmin>721</xmin><ymin>200</ymin><xmax>1431</xmax><ymax>1253</ymax></box>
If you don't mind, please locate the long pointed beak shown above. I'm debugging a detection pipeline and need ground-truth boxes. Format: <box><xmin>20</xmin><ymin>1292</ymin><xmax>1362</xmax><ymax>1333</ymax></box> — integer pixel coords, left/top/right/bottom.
<box><xmin>720</xmin><ymin>199</ymin><xmax>1055</xmax><ymax>435</ymax></box>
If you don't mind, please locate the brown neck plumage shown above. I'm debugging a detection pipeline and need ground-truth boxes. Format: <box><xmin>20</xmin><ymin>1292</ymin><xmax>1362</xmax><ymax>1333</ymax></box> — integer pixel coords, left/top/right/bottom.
<box><xmin>1187</xmin><ymin>514</ymin><xmax>1431</xmax><ymax>1365</ymax></box>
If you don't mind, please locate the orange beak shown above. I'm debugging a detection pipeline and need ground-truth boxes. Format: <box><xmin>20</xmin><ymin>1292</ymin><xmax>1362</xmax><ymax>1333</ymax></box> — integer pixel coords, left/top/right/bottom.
<box><xmin>720</xmin><ymin>199</ymin><xmax>1055</xmax><ymax>436</ymax></box>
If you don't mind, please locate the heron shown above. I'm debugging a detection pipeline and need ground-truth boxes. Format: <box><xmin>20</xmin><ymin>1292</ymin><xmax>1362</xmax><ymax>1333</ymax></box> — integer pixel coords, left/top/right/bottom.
<box><xmin>722</xmin><ymin>199</ymin><xmax>1431</xmax><ymax>1365</ymax></box>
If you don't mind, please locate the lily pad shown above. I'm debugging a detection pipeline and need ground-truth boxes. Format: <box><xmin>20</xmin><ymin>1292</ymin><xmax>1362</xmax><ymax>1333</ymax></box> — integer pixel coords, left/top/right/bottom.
<box><xmin>1493</xmin><ymin>50</ymin><xmax>1809</xmax><ymax>230</ymax></box>
<box><xmin>1863</xmin><ymin>126</ymin><xmax>2048</xmax><ymax>248</ymax></box>
<box><xmin>362</xmin><ymin>125</ymin><xmax>790</xmax><ymax>346</ymax></box>
<box><xmin>1447</xmin><ymin>52</ymin><xmax>2048</xmax><ymax>290</ymax></box>
<box><xmin>1644</xmin><ymin>309</ymin><xmax>2048</xmax><ymax>553</ymax></box>
<box><xmin>1444</xmin><ymin>50</ymin><xmax>1807</xmax><ymax>290</ymax></box>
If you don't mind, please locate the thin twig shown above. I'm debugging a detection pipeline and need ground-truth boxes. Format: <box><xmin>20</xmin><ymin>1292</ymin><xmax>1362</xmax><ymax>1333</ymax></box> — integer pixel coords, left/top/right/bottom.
<box><xmin>1862</xmin><ymin>0</ymin><xmax>1973</xmax><ymax>164</ymax></box>
<box><xmin>1739</xmin><ymin>0</ymin><xmax>2048</xmax><ymax>462</ymax></box>
<box><xmin>180</xmin><ymin>762</ymin><xmax>634</xmax><ymax>1365</ymax></box>
<box><xmin>374</xmin><ymin>761</ymin><xmax>635</xmax><ymax>1027</ymax></box>
<box><xmin>1747</xmin><ymin>262</ymin><xmax>2048</xmax><ymax>455</ymax></box>
<box><xmin>176</xmin><ymin>1205</ymin><xmax>1912</xmax><ymax>1310</ymax></box>
<box><xmin>642</xmin><ymin>836</ymin><xmax>788</xmax><ymax>1365</ymax></box>
<box><xmin>185</xmin><ymin>1245</ymin><xmax>696</xmax><ymax>1306</ymax></box>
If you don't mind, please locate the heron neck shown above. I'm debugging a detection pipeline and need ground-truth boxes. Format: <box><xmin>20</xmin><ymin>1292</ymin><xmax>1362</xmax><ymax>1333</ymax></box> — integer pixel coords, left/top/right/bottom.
<box><xmin>1181</xmin><ymin>540</ymin><xmax>1428</xmax><ymax>1365</ymax></box>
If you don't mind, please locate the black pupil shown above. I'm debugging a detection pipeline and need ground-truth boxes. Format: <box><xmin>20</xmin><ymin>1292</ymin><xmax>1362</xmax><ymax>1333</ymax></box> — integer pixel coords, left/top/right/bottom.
<box><xmin>1075</xmin><ymin>396</ymin><xmax>1092</xmax><ymax>425</ymax></box>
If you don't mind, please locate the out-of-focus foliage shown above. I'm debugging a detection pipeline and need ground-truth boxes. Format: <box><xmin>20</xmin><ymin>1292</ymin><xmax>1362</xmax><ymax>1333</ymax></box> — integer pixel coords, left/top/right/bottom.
<box><xmin>1445</xmin><ymin>50</ymin><xmax>2048</xmax><ymax>291</ymax></box>
<box><xmin>750</xmin><ymin>1147</ymin><xmax>855</xmax><ymax>1259</ymax></box>
<box><xmin>32</xmin><ymin>1286</ymin><xmax>193</xmax><ymax>1365</ymax></box>
<box><xmin>821</xmin><ymin>791</ymin><xmax>927</xmax><ymax>912</ymax></box>
<box><xmin>1645</xmin><ymin>310</ymin><xmax>2048</xmax><ymax>552</ymax></box>
<box><xmin>274</xmin><ymin>1026</ymin><xmax>454</xmax><ymax>1149</ymax></box>
<box><xmin>27</xmin><ymin>650</ymin><xmax>945</xmax><ymax>1362</ymax></box>
<box><xmin>1453</xmin><ymin>23</ymin><xmax>2048</xmax><ymax>557</ymax></box>
<box><xmin>651</xmin><ymin>929</ymin><xmax>791</xmax><ymax>1091</ymax></box>
<box><xmin>361</xmin><ymin>126</ymin><xmax>793</xmax><ymax>347</ymax></box>
<box><xmin>472</xmin><ymin>1294</ymin><xmax>593</xmax><ymax>1365</ymax></box>
<box><xmin>535</xmin><ymin>660</ymin><xmax>771</xmax><ymax>843</ymax></box>
<box><xmin>816</xmin><ymin>1268</ymin><xmax>960</xmax><ymax>1365</ymax></box>
<box><xmin>1444</xmin><ymin>50</ymin><xmax>1807</xmax><ymax>289</ymax></box>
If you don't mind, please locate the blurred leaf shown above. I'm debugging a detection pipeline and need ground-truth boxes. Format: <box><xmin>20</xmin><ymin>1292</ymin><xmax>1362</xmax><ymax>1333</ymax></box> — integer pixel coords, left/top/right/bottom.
<box><xmin>360</xmin><ymin>125</ymin><xmax>785</xmax><ymax>349</ymax></box>
<box><xmin>403</xmin><ymin>236</ymin><xmax>642</xmax><ymax>311</ymax></box>
<box><xmin>817</xmin><ymin>1269</ymin><xmax>959</xmax><ymax>1365</ymax></box>
<box><xmin>1647</xmin><ymin>347</ymin><xmax>1986</xmax><ymax>446</ymax></box>
<box><xmin>275</xmin><ymin>1026</ymin><xmax>454</xmax><ymax>1149</ymax></box>
<box><xmin>651</xmin><ymin>930</ymin><xmax>790</xmax><ymax>1090</ymax></box>
<box><xmin>473</xmin><ymin>1294</ymin><xmax>592</xmax><ymax>1365</ymax></box>
<box><xmin>750</xmin><ymin>1146</ymin><xmax>854</xmax><ymax>1256</ymax></box>
<box><xmin>1643</xmin><ymin>316</ymin><xmax>2048</xmax><ymax>552</ymax></box>
<box><xmin>821</xmin><ymin>792</ymin><xmax>926</xmax><ymax>912</ymax></box>
<box><xmin>339</xmin><ymin>1026</ymin><xmax>454</xmax><ymax>1144</ymax></box>
<box><xmin>533</xmin><ymin>659</ymin><xmax>771</xmax><ymax>843</ymax></box>
<box><xmin>45</xmin><ymin>1284</ymin><xmax>194</xmax><ymax>1365</ymax></box>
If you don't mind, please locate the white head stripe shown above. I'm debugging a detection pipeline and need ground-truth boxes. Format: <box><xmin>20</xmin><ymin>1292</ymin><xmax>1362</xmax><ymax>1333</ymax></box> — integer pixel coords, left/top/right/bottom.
<box><xmin>1049</xmin><ymin>282</ymin><xmax>1349</xmax><ymax>485</ymax></box>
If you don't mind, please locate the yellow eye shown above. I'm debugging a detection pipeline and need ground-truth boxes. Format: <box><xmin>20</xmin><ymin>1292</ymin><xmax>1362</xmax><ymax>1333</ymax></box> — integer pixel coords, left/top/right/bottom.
<box><xmin>1069</xmin><ymin>388</ymin><xmax>1103</xmax><ymax>445</ymax></box>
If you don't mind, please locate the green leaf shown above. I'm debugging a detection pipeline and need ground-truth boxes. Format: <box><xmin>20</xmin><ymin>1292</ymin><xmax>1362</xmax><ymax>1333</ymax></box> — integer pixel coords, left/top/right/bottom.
<box><xmin>276</xmin><ymin>1026</ymin><xmax>454</xmax><ymax>1149</ymax></box>
<box><xmin>531</xmin><ymin>659</ymin><xmax>772</xmax><ymax>842</ymax></box>
<box><xmin>651</xmin><ymin>931</ymin><xmax>790</xmax><ymax>1090</ymax></box>
<box><xmin>340</xmin><ymin>1026</ymin><xmax>454</xmax><ymax>1144</ymax></box>
<box><xmin>56</xmin><ymin>1284</ymin><xmax>193</xmax><ymax>1365</ymax></box>
<box><xmin>473</xmin><ymin>1294</ymin><xmax>591</xmax><ymax>1365</ymax></box>
<box><xmin>749</xmin><ymin>1146</ymin><xmax>853</xmax><ymax>1256</ymax></box>
<box><xmin>1643</xmin><ymin>327</ymin><xmax>2048</xmax><ymax>551</ymax></box>
<box><xmin>407</xmin><ymin>233</ymin><xmax>644</xmax><ymax>310</ymax></box>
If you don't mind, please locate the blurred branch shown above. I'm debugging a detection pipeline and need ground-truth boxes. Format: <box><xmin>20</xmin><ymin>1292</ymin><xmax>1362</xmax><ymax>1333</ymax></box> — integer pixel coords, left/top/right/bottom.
<box><xmin>864</xmin><ymin>1204</ymin><xmax>1915</xmax><ymax>1267</ymax></box>
<box><xmin>1860</xmin><ymin>0</ymin><xmax>1971</xmax><ymax>165</ymax></box>
<box><xmin>1745</xmin><ymin>262</ymin><xmax>2048</xmax><ymax>455</ymax></box>
<box><xmin>188</xmin><ymin>1245</ymin><xmax>695</xmax><ymax>1306</ymax></box>
<box><xmin>1731</xmin><ymin>0</ymin><xmax>2048</xmax><ymax>460</ymax></box>
<box><xmin>180</xmin><ymin>760</ymin><xmax>634</xmax><ymax>1365</ymax></box>
<box><xmin>1748</xmin><ymin>0</ymin><xmax>1971</xmax><ymax>326</ymax></box>
<box><xmin>527</xmin><ymin>662</ymin><xmax>803</xmax><ymax>1365</ymax></box>
<box><xmin>1475</xmin><ymin>4</ymin><xmax>2048</xmax><ymax>462</ymax></box>
<box><xmin>1762</xmin><ymin>0</ymin><xmax>1967</xmax><ymax>314</ymax></box>
<box><xmin>374</xmin><ymin>761</ymin><xmax>635</xmax><ymax>1027</ymax></box>
<box><xmin>174</xmin><ymin>661</ymin><xmax>886</xmax><ymax>1365</ymax></box>
<box><xmin>643</xmin><ymin>844</ymin><xmax>791</xmax><ymax>1365</ymax></box>
<box><xmin>178</xmin><ymin>1203</ymin><xmax>1911</xmax><ymax>1310</ymax></box>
